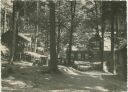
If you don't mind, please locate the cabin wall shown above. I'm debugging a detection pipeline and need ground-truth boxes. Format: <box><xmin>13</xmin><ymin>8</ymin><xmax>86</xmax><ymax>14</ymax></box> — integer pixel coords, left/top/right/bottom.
<box><xmin>66</xmin><ymin>51</ymin><xmax>89</xmax><ymax>61</ymax></box>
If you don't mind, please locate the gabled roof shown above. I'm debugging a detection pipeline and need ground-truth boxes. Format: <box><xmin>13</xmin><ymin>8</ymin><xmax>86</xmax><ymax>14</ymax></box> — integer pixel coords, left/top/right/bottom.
<box><xmin>18</xmin><ymin>33</ymin><xmax>31</xmax><ymax>42</ymax></box>
<box><xmin>89</xmin><ymin>34</ymin><xmax>101</xmax><ymax>42</ymax></box>
<box><xmin>24</xmin><ymin>51</ymin><xmax>47</xmax><ymax>58</ymax></box>
<box><xmin>2</xmin><ymin>31</ymin><xmax>31</xmax><ymax>43</ymax></box>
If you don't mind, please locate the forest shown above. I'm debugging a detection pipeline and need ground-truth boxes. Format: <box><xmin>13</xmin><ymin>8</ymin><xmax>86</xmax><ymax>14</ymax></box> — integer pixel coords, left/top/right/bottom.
<box><xmin>1</xmin><ymin>0</ymin><xmax>127</xmax><ymax>91</ymax></box>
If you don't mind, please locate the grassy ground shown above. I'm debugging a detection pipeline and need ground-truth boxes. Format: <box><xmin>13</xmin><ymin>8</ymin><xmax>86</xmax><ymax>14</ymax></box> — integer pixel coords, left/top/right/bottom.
<box><xmin>2</xmin><ymin>61</ymin><xmax>127</xmax><ymax>92</ymax></box>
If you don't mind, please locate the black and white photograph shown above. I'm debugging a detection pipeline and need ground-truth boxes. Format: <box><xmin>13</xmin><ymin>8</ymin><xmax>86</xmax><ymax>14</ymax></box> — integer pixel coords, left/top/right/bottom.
<box><xmin>1</xmin><ymin>0</ymin><xmax>127</xmax><ymax>92</ymax></box>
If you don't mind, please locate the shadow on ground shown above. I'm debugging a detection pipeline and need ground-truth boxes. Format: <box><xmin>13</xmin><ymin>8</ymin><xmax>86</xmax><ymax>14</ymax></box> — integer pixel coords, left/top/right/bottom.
<box><xmin>2</xmin><ymin>62</ymin><xmax>127</xmax><ymax>92</ymax></box>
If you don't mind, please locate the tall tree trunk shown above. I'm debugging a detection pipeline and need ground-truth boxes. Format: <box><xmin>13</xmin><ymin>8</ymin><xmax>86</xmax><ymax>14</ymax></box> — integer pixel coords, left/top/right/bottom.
<box><xmin>94</xmin><ymin>1</ymin><xmax>99</xmax><ymax>36</ymax></box>
<box><xmin>100</xmin><ymin>2</ymin><xmax>105</xmax><ymax>71</ymax></box>
<box><xmin>57</xmin><ymin>1</ymin><xmax>61</xmax><ymax>58</ymax></box>
<box><xmin>49</xmin><ymin>1</ymin><xmax>58</xmax><ymax>71</ymax></box>
<box><xmin>111</xmin><ymin>6</ymin><xmax>116</xmax><ymax>74</ymax></box>
<box><xmin>9</xmin><ymin>1</ymin><xmax>19</xmax><ymax>63</ymax></box>
<box><xmin>95</xmin><ymin>1</ymin><xmax>106</xmax><ymax>71</ymax></box>
<box><xmin>101</xmin><ymin>17</ymin><xmax>105</xmax><ymax>71</ymax></box>
<box><xmin>34</xmin><ymin>1</ymin><xmax>39</xmax><ymax>52</ymax></box>
<box><xmin>2</xmin><ymin>10</ymin><xmax>6</xmax><ymax>34</ymax></box>
<box><xmin>1</xmin><ymin>10</ymin><xmax>3</xmax><ymax>34</ymax></box>
<box><xmin>57</xmin><ymin>24</ymin><xmax>61</xmax><ymax>58</ymax></box>
<box><xmin>67</xmin><ymin>1</ymin><xmax>76</xmax><ymax>66</ymax></box>
<box><xmin>45</xmin><ymin>30</ymin><xmax>49</xmax><ymax>52</ymax></box>
<box><xmin>4</xmin><ymin>10</ymin><xmax>7</xmax><ymax>33</ymax></box>
<box><xmin>115</xmin><ymin>15</ymin><xmax>119</xmax><ymax>45</ymax></box>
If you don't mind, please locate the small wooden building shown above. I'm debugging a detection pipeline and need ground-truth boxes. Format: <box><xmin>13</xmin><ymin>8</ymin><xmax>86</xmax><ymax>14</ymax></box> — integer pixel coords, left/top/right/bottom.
<box><xmin>1</xmin><ymin>31</ymin><xmax>31</xmax><ymax>60</ymax></box>
<box><xmin>66</xmin><ymin>46</ymin><xmax>89</xmax><ymax>61</ymax></box>
<box><xmin>65</xmin><ymin>34</ymin><xmax>102</xmax><ymax>62</ymax></box>
<box><xmin>71</xmin><ymin>50</ymin><xmax>89</xmax><ymax>61</ymax></box>
<box><xmin>88</xmin><ymin>34</ymin><xmax>102</xmax><ymax>62</ymax></box>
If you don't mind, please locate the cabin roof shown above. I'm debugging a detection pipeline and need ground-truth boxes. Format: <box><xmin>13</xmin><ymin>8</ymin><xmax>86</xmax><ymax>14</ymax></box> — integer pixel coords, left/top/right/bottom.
<box><xmin>18</xmin><ymin>33</ymin><xmax>31</xmax><ymax>42</ymax></box>
<box><xmin>89</xmin><ymin>35</ymin><xmax>101</xmax><ymax>42</ymax></box>
<box><xmin>24</xmin><ymin>51</ymin><xmax>47</xmax><ymax>58</ymax></box>
<box><xmin>2</xmin><ymin>31</ymin><xmax>31</xmax><ymax>43</ymax></box>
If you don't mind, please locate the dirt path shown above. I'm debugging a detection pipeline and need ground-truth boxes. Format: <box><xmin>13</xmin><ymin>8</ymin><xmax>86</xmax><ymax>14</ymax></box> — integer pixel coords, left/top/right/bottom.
<box><xmin>2</xmin><ymin>62</ymin><xmax>127</xmax><ymax>92</ymax></box>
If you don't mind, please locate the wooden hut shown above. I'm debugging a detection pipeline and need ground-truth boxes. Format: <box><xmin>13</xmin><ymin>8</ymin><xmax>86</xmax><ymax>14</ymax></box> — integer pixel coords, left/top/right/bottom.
<box><xmin>88</xmin><ymin>34</ymin><xmax>102</xmax><ymax>62</ymax></box>
<box><xmin>66</xmin><ymin>46</ymin><xmax>89</xmax><ymax>61</ymax></box>
<box><xmin>1</xmin><ymin>31</ymin><xmax>31</xmax><ymax>60</ymax></box>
